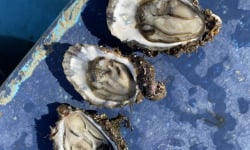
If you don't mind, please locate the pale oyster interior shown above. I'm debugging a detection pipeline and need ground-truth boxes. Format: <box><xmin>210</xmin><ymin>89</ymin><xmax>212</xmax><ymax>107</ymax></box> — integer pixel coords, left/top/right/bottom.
<box><xmin>51</xmin><ymin>104</ymin><xmax>117</xmax><ymax>150</ymax></box>
<box><xmin>137</xmin><ymin>0</ymin><xmax>204</xmax><ymax>43</ymax></box>
<box><xmin>87</xmin><ymin>57</ymin><xmax>137</xmax><ymax>101</ymax></box>
<box><xmin>62</xmin><ymin>44</ymin><xmax>140</xmax><ymax>108</ymax></box>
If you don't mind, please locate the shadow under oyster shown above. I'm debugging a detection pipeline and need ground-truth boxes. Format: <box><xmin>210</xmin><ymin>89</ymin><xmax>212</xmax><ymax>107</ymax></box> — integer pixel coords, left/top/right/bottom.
<box><xmin>106</xmin><ymin>0</ymin><xmax>222</xmax><ymax>56</ymax></box>
<box><xmin>50</xmin><ymin>104</ymin><xmax>129</xmax><ymax>150</ymax></box>
<box><xmin>62</xmin><ymin>44</ymin><xmax>166</xmax><ymax>108</ymax></box>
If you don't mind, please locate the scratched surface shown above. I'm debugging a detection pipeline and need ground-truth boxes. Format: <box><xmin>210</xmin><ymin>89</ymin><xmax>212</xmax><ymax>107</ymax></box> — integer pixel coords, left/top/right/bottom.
<box><xmin>0</xmin><ymin>0</ymin><xmax>250</xmax><ymax>149</ymax></box>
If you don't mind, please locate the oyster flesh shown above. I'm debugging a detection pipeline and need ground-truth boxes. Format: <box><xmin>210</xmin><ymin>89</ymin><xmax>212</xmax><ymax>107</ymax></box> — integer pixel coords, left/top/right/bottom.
<box><xmin>50</xmin><ymin>104</ymin><xmax>129</xmax><ymax>150</ymax></box>
<box><xmin>62</xmin><ymin>44</ymin><xmax>166</xmax><ymax>108</ymax></box>
<box><xmin>107</xmin><ymin>0</ymin><xmax>222</xmax><ymax>56</ymax></box>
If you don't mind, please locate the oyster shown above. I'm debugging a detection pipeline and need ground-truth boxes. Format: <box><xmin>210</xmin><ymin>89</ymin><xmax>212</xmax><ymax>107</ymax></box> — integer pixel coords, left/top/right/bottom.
<box><xmin>106</xmin><ymin>0</ymin><xmax>222</xmax><ymax>56</ymax></box>
<box><xmin>62</xmin><ymin>44</ymin><xmax>166</xmax><ymax>108</ymax></box>
<box><xmin>50</xmin><ymin>104</ymin><xmax>129</xmax><ymax>150</ymax></box>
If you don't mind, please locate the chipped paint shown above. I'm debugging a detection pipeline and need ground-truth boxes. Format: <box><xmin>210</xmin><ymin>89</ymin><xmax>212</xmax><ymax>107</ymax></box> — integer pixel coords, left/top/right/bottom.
<box><xmin>0</xmin><ymin>46</ymin><xmax>47</xmax><ymax>105</ymax></box>
<box><xmin>0</xmin><ymin>0</ymin><xmax>87</xmax><ymax>105</ymax></box>
<box><xmin>50</xmin><ymin>0</ymin><xmax>87</xmax><ymax>42</ymax></box>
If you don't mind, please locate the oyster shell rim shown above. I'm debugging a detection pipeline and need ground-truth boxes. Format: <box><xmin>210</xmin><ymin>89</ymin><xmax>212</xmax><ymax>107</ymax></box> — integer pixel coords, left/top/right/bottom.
<box><xmin>106</xmin><ymin>0</ymin><xmax>222</xmax><ymax>56</ymax></box>
<box><xmin>62</xmin><ymin>43</ymin><xmax>142</xmax><ymax>108</ymax></box>
<box><xmin>50</xmin><ymin>104</ymin><xmax>129</xmax><ymax>150</ymax></box>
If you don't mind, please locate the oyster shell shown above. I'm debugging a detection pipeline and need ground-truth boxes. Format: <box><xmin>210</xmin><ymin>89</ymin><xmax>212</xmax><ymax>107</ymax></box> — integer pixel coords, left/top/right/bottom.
<box><xmin>50</xmin><ymin>104</ymin><xmax>129</xmax><ymax>150</ymax></box>
<box><xmin>106</xmin><ymin>0</ymin><xmax>222</xmax><ymax>56</ymax></box>
<box><xmin>62</xmin><ymin>44</ymin><xmax>166</xmax><ymax>108</ymax></box>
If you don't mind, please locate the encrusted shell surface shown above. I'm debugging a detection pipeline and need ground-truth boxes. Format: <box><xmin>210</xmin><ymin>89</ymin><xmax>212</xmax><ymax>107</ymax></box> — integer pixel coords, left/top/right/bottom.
<box><xmin>107</xmin><ymin>0</ymin><xmax>222</xmax><ymax>56</ymax></box>
<box><xmin>62</xmin><ymin>44</ymin><xmax>166</xmax><ymax>108</ymax></box>
<box><xmin>50</xmin><ymin>104</ymin><xmax>129</xmax><ymax>150</ymax></box>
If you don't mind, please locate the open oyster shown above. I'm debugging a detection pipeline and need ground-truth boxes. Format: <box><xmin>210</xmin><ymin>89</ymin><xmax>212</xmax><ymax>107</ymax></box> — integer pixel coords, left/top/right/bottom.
<box><xmin>50</xmin><ymin>104</ymin><xmax>129</xmax><ymax>150</ymax></box>
<box><xmin>62</xmin><ymin>44</ymin><xmax>166</xmax><ymax>108</ymax></box>
<box><xmin>107</xmin><ymin>0</ymin><xmax>222</xmax><ymax>56</ymax></box>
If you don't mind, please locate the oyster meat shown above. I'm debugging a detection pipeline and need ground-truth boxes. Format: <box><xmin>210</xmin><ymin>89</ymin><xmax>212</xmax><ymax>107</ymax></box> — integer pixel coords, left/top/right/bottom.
<box><xmin>62</xmin><ymin>44</ymin><xmax>166</xmax><ymax>108</ymax></box>
<box><xmin>50</xmin><ymin>104</ymin><xmax>129</xmax><ymax>150</ymax></box>
<box><xmin>107</xmin><ymin>0</ymin><xmax>222</xmax><ymax>56</ymax></box>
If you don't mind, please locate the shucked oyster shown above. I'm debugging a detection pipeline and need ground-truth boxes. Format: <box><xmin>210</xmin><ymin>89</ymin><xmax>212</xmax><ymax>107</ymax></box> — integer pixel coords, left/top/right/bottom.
<box><xmin>107</xmin><ymin>0</ymin><xmax>222</xmax><ymax>56</ymax></box>
<box><xmin>62</xmin><ymin>44</ymin><xmax>166</xmax><ymax>108</ymax></box>
<box><xmin>50</xmin><ymin>104</ymin><xmax>129</xmax><ymax>150</ymax></box>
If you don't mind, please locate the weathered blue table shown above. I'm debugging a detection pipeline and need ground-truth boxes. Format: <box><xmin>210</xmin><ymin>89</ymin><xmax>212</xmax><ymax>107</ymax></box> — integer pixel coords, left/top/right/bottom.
<box><xmin>1</xmin><ymin>0</ymin><xmax>250</xmax><ymax>149</ymax></box>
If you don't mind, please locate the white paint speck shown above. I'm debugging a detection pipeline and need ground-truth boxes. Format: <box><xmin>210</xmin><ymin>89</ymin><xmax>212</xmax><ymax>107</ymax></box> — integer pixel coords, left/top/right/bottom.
<box><xmin>13</xmin><ymin>116</ymin><xmax>17</xmax><ymax>120</ymax></box>
<box><xmin>235</xmin><ymin>70</ymin><xmax>246</xmax><ymax>82</ymax></box>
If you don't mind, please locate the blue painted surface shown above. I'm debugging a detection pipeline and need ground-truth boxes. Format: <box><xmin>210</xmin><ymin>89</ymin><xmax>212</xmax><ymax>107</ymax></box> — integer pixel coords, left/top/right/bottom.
<box><xmin>1</xmin><ymin>0</ymin><xmax>250</xmax><ymax>149</ymax></box>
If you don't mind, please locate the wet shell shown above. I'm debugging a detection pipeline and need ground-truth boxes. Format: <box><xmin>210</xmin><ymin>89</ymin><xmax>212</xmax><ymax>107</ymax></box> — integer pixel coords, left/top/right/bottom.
<box><xmin>50</xmin><ymin>104</ymin><xmax>129</xmax><ymax>150</ymax></box>
<box><xmin>107</xmin><ymin>0</ymin><xmax>222</xmax><ymax>56</ymax></box>
<box><xmin>62</xmin><ymin>44</ymin><xmax>166</xmax><ymax>108</ymax></box>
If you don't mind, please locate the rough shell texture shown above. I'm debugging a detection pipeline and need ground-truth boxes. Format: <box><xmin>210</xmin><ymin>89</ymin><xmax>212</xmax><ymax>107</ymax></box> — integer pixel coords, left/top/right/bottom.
<box><xmin>62</xmin><ymin>44</ymin><xmax>166</xmax><ymax>108</ymax></box>
<box><xmin>50</xmin><ymin>104</ymin><xmax>129</xmax><ymax>150</ymax></box>
<box><xmin>129</xmin><ymin>54</ymin><xmax>167</xmax><ymax>101</ymax></box>
<box><xmin>106</xmin><ymin>0</ymin><xmax>222</xmax><ymax>56</ymax></box>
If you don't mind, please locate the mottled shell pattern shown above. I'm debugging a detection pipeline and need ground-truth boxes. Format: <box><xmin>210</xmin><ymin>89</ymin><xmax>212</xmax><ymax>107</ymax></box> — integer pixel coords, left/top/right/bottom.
<box><xmin>106</xmin><ymin>0</ymin><xmax>222</xmax><ymax>56</ymax></box>
<box><xmin>50</xmin><ymin>104</ymin><xmax>129</xmax><ymax>150</ymax></box>
<box><xmin>62</xmin><ymin>44</ymin><xmax>166</xmax><ymax>108</ymax></box>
